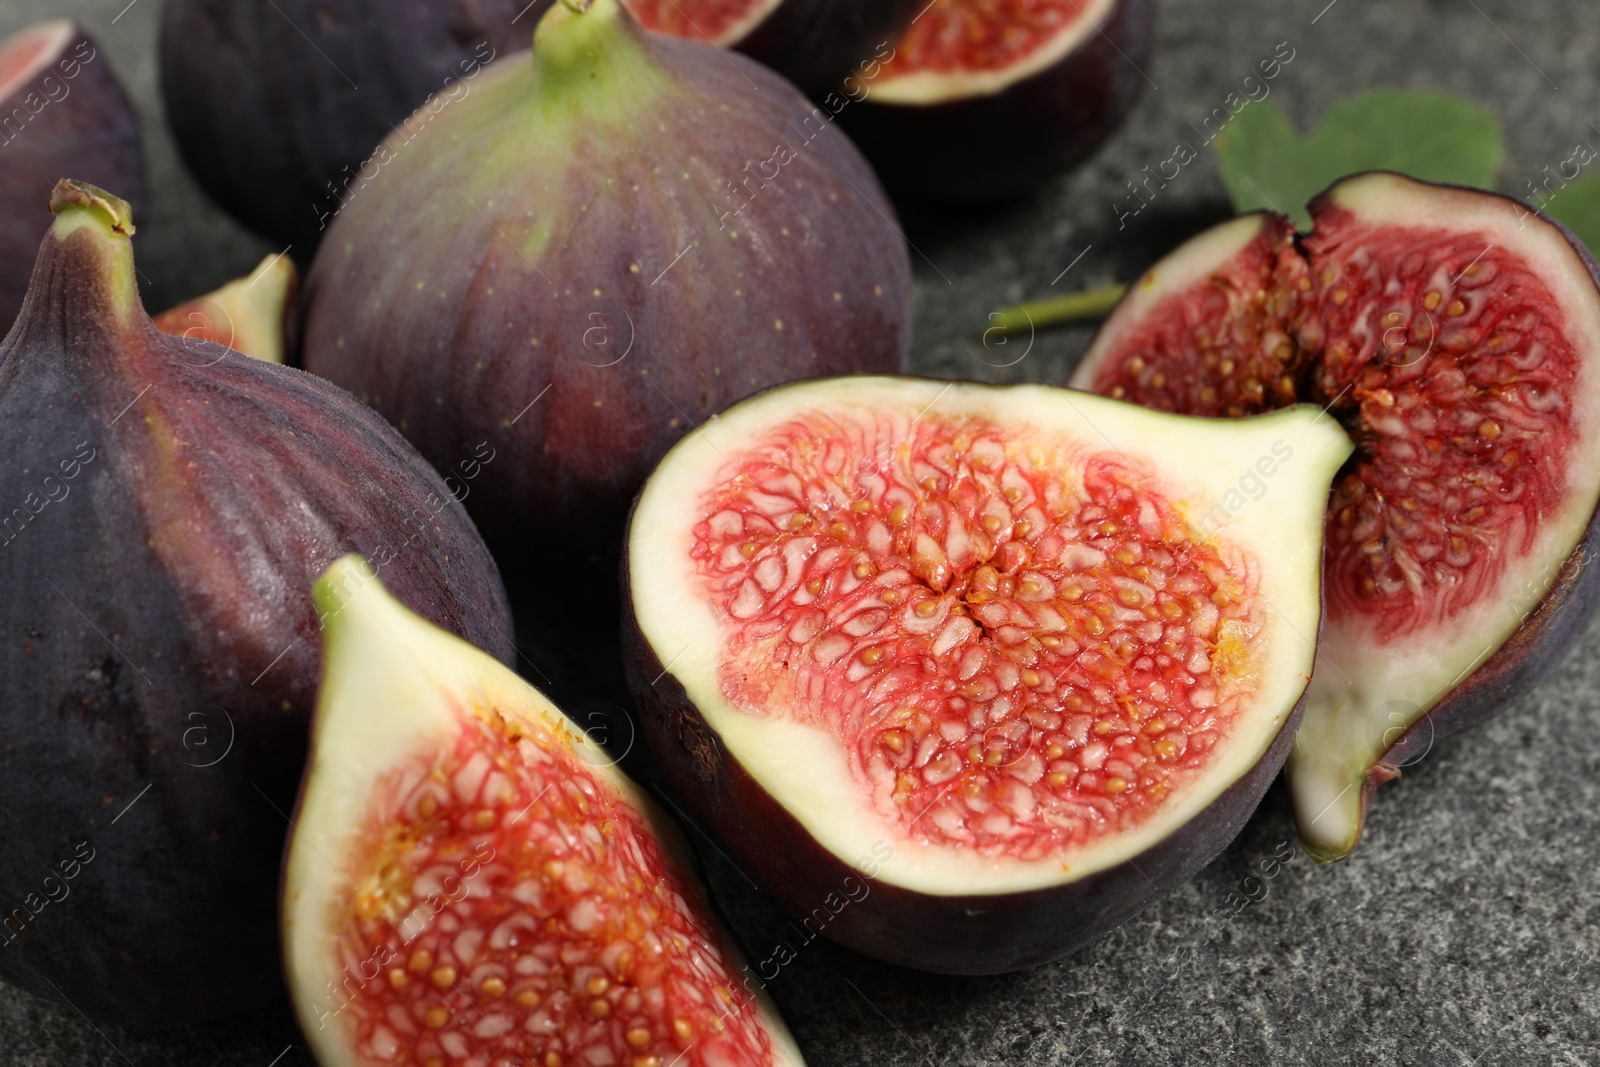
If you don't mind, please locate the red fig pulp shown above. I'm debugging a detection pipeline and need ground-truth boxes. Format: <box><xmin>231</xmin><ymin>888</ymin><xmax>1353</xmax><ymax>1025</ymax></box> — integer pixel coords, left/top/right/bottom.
<box><xmin>1071</xmin><ymin>173</ymin><xmax>1600</xmax><ymax>860</ymax></box>
<box><xmin>154</xmin><ymin>253</ymin><xmax>298</xmax><ymax>363</ymax></box>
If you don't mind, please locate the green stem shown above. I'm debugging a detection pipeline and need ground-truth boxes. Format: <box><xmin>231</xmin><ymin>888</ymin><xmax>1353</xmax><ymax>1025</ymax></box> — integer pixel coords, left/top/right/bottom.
<box><xmin>989</xmin><ymin>282</ymin><xmax>1128</xmax><ymax>336</ymax></box>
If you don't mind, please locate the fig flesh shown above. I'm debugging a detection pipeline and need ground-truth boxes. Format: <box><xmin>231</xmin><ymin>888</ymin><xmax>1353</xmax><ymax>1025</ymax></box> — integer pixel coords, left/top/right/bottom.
<box><xmin>301</xmin><ymin>0</ymin><xmax>911</xmax><ymax>563</ymax></box>
<box><xmin>153</xmin><ymin>253</ymin><xmax>298</xmax><ymax>363</ymax></box>
<box><xmin>623</xmin><ymin>376</ymin><xmax>1352</xmax><ymax>972</ymax></box>
<box><xmin>286</xmin><ymin>556</ymin><xmax>807</xmax><ymax>1067</ymax></box>
<box><xmin>0</xmin><ymin>19</ymin><xmax>141</xmax><ymax>331</ymax></box>
<box><xmin>0</xmin><ymin>182</ymin><xmax>514</xmax><ymax>1025</ymax></box>
<box><xmin>159</xmin><ymin>0</ymin><xmax>531</xmax><ymax>255</ymax></box>
<box><xmin>624</xmin><ymin>0</ymin><xmax>921</xmax><ymax>94</ymax></box>
<box><xmin>1070</xmin><ymin>172</ymin><xmax>1600</xmax><ymax>861</ymax></box>
<box><xmin>840</xmin><ymin>0</ymin><xmax>1152</xmax><ymax>200</ymax></box>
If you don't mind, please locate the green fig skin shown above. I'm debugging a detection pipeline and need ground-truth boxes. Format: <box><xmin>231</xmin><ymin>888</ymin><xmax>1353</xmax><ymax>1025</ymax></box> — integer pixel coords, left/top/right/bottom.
<box><xmin>0</xmin><ymin>183</ymin><xmax>514</xmax><ymax>1027</ymax></box>
<box><xmin>301</xmin><ymin>0</ymin><xmax>911</xmax><ymax>565</ymax></box>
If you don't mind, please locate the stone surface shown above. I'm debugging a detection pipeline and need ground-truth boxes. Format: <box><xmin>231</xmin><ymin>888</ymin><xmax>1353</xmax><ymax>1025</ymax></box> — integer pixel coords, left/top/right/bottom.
<box><xmin>3</xmin><ymin>0</ymin><xmax>1599</xmax><ymax>1064</ymax></box>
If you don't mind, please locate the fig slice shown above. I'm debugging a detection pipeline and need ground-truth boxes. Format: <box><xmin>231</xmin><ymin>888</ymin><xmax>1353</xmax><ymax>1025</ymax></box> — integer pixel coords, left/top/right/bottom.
<box><xmin>154</xmin><ymin>253</ymin><xmax>298</xmax><ymax>363</ymax></box>
<box><xmin>285</xmin><ymin>557</ymin><xmax>806</xmax><ymax>1067</ymax></box>
<box><xmin>623</xmin><ymin>376</ymin><xmax>1351</xmax><ymax>972</ymax></box>
<box><xmin>840</xmin><ymin>0</ymin><xmax>1152</xmax><ymax>200</ymax></box>
<box><xmin>1070</xmin><ymin>172</ymin><xmax>1600</xmax><ymax>861</ymax></box>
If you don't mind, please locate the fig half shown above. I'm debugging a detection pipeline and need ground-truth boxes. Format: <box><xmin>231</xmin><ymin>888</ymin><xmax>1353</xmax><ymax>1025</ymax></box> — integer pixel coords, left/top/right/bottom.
<box><xmin>840</xmin><ymin>0</ymin><xmax>1152</xmax><ymax>200</ymax></box>
<box><xmin>0</xmin><ymin>19</ymin><xmax>141</xmax><ymax>330</ymax></box>
<box><xmin>623</xmin><ymin>376</ymin><xmax>1352</xmax><ymax>972</ymax></box>
<box><xmin>1070</xmin><ymin>172</ymin><xmax>1600</xmax><ymax>860</ymax></box>
<box><xmin>0</xmin><ymin>182</ymin><xmax>513</xmax><ymax>1025</ymax></box>
<box><xmin>301</xmin><ymin>0</ymin><xmax>911</xmax><ymax>562</ymax></box>
<box><xmin>153</xmin><ymin>253</ymin><xmax>298</xmax><ymax>363</ymax></box>
<box><xmin>286</xmin><ymin>557</ymin><xmax>806</xmax><ymax>1067</ymax></box>
<box><xmin>625</xmin><ymin>0</ymin><xmax>921</xmax><ymax>94</ymax></box>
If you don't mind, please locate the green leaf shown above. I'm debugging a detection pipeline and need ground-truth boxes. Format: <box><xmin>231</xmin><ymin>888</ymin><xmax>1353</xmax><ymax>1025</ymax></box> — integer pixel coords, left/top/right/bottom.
<box><xmin>1541</xmin><ymin>175</ymin><xmax>1600</xmax><ymax>257</ymax></box>
<box><xmin>1214</xmin><ymin>88</ymin><xmax>1505</xmax><ymax>226</ymax></box>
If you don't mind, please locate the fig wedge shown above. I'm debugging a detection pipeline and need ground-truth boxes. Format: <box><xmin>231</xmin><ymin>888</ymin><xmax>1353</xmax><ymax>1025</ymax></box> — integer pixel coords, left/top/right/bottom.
<box><xmin>623</xmin><ymin>376</ymin><xmax>1351</xmax><ymax>972</ymax></box>
<box><xmin>285</xmin><ymin>557</ymin><xmax>807</xmax><ymax>1067</ymax></box>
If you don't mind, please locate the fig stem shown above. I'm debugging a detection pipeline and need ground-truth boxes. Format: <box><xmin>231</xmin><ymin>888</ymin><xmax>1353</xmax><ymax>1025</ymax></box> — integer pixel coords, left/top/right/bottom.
<box><xmin>989</xmin><ymin>283</ymin><xmax>1128</xmax><ymax>336</ymax></box>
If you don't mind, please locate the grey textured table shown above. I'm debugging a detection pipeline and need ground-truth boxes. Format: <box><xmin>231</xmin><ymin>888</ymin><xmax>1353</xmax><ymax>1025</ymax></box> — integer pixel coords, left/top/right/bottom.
<box><xmin>4</xmin><ymin>1</ymin><xmax>1599</xmax><ymax>1064</ymax></box>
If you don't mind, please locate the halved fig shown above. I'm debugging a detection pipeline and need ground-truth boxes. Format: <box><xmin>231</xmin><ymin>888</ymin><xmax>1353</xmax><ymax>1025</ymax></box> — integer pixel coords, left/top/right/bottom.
<box><xmin>624</xmin><ymin>0</ymin><xmax>920</xmax><ymax>94</ymax></box>
<box><xmin>154</xmin><ymin>253</ymin><xmax>298</xmax><ymax>363</ymax></box>
<box><xmin>0</xmin><ymin>19</ymin><xmax>141</xmax><ymax>330</ymax></box>
<box><xmin>623</xmin><ymin>376</ymin><xmax>1351</xmax><ymax>972</ymax></box>
<box><xmin>839</xmin><ymin>0</ymin><xmax>1152</xmax><ymax>200</ymax></box>
<box><xmin>1070</xmin><ymin>172</ymin><xmax>1600</xmax><ymax>861</ymax></box>
<box><xmin>285</xmin><ymin>557</ymin><xmax>806</xmax><ymax>1067</ymax></box>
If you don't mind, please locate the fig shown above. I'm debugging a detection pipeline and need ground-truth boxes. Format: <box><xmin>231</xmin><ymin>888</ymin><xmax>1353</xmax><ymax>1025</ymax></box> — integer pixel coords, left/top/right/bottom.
<box><xmin>0</xmin><ymin>19</ymin><xmax>141</xmax><ymax>330</ymax></box>
<box><xmin>159</xmin><ymin>0</ymin><xmax>530</xmax><ymax>255</ymax></box>
<box><xmin>624</xmin><ymin>0</ymin><xmax>922</xmax><ymax>94</ymax></box>
<box><xmin>301</xmin><ymin>0</ymin><xmax>911</xmax><ymax>564</ymax></box>
<box><xmin>1069</xmin><ymin>172</ymin><xmax>1600</xmax><ymax>861</ymax></box>
<box><xmin>622</xmin><ymin>375</ymin><xmax>1352</xmax><ymax>973</ymax></box>
<box><xmin>0</xmin><ymin>181</ymin><xmax>514</xmax><ymax>1026</ymax></box>
<box><xmin>839</xmin><ymin>0</ymin><xmax>1152</xmax><ymax>201</ymax></box>
<box><xmin>285</xmin><ymin>556</ymin><xmax>807</xmax><ymax>1067</ymax></box>
<box><xmin>153</xmin><ymin>253</ymin><xmax>298</xmax><ymax>363</ymax></box>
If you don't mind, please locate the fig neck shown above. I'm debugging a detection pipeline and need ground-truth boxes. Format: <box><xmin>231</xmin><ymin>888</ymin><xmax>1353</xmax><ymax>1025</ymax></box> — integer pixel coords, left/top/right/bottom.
<box><xmin>28</xmin><ymin>180</ymin><xmax>145</xmax><ymax>334</ymax></box>
<box><xmin>528</xmin><ymin>0</ymin><xmax>665</xmax><ymax>120</ymax></box>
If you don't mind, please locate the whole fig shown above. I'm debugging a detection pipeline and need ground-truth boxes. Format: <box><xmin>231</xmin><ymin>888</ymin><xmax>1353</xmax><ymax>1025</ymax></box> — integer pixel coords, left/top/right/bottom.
<box><xmin>0</xmin><ymin>181</ymin><xmax>514</xmax><ymax>1026</ymax></box>
<box><xmin>301</xmin><ymin>0</ymin><xmax>911</xmax><ymax>567</ymax></box>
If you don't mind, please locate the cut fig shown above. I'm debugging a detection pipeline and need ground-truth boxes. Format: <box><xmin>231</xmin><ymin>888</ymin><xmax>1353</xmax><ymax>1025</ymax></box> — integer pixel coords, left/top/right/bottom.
<box><xmin>623</xmin><ymin>376</ymin><xmax>1352</xmax><ymax>972</ymax></box>
<box><xmin>839</xmin><ymin>0</ymin><xmax>1152</xmax><ymax>200</ymax></box>
<box><xmin>0</xmin><ymin>182</ymin><xmax>513</xmax><ymax>1025</ymax></box>
<box><xmin>1070</xmin><ymin>172</ymin><xmax>1600</xmax><ymax>861</ymax></box>
<box><xmin>301</xmin><ymin>0</ymin><xmax>911</xmax><ymax>565</ymax></box>
<box><xmin>286</xmin><ymin>556</ymin><xmax>806</xmax><ymax>1067</ymax></box>
<box><xmin>624</xmin><ymin>0</ymin><xmax>920</xmax><ymax>94</ymax></box>
<box><xmin>0</xmin><ymin>19</ymin><xmax>142</xmax><ymax>331</ymax></box>
<box><xmin>154</xmin><ymin>253</ymin><xmax>298</xmax><ymax>363</ymax></box>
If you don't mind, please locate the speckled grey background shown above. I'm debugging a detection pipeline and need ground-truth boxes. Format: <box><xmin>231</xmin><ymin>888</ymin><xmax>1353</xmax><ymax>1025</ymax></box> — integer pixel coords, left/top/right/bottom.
<box><xmin>3</xmin><ymin>0</ymin><xmax>1599</xmax><ymax>1064</ymax></box>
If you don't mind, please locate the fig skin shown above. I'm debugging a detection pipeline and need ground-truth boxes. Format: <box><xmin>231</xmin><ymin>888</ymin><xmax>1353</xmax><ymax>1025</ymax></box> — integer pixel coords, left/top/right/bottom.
<box><xmin>158</xmin><ymin>0</ymin><xmax>532</xmax><ymax>256</ymax></box>
<box><xmin>0</xmin><ymin>182</ymin><xmax>514</xmax><ymax>1026</ymax></box>
<box><xmin>300</xmin><ymin>0</ymin><xmax>911</xmax><ymax>565</ymax></box>
<box><xmin>0</xmin><ymin>20</ymin><xmax>142</xmax><ymax>330</ymax></box>
<box><xmin>840</xmin><ymin>0</ymin><xmax>1153</xmax><ymax>201</ymax></box>
<box><xmin>622</xmin><ymin>574</ymin><xmax>1310</xmax><ymax>973</ymax></box>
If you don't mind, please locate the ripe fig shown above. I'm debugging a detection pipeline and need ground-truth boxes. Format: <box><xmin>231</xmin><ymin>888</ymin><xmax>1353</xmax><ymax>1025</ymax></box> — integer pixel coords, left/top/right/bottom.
<box><xmin>159</xmin><ymin>0</ymin><xmax>530</xmax><ymax>255</ymax></box>
<box><xmin>839</xmin><ymin>0</ymin><xmax>1152</xmax><ymax>200</ymax></box>
<box><xmin>0</xmin><ymin>181</ymin><xmax>514</xmax><ymax>1025</ymax></box>
<box><xmin>301</xmin><ymin>0</ymin><xmax>911</xmax><ymax>564</ymax></box>
<box><xmin>153</xmin><ymin>253</ymin><xmax>298</xmax><ymax>363</ymax></box>
<box><xmin>285</xmin><ymin>556</ymin><xmax>807</xmax><ymax>1067</ymax></box>
<box><xmin>0</xmin><ymin>19</ymin><xmax>141</xmax><ymax>330</ymax></box>
<box><xmin>624</xmin><ymin>0</ymin><xmax>922</xmax><ymax>94</ymax></box>
<box><xmin>623</xmin><ymin>376</ymin><xmax>1353</xmax><ymax>973</ymax></box>
<box><xmin>1070</xmin><ymin>172</ymin><xmax>1600</xmax><ymax>861</ymax></box>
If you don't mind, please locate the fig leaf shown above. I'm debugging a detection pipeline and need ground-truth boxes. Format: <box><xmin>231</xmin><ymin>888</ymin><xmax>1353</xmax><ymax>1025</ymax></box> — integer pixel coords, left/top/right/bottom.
<box><xmin>1215</xmin><ymin>88</ymin><xmax>1504</xmax><ymax>226</ymax></box>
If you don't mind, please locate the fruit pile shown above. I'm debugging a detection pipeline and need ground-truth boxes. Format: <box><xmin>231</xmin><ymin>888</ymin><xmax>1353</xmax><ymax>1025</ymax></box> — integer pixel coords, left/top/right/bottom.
<box><xmin>0</xmin><ymin>2</ymin><xmax>1595</xmax><ymax>1064</ymax></box>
